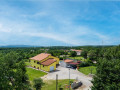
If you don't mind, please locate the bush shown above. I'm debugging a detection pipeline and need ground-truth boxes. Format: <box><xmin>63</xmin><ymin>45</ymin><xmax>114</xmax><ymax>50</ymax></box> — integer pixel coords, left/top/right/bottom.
<box><xmin>33</xmin><ymin>78</ymin><xmax>44</xmax><ymax>90</ymax></box>
<box><xmin>58</xmin><ymin>84</ymin><xmax>63</xmax><ymax>90</ymax></box>
<box><xmin>79</xmin><ymin>62</ymin><xmax>92</xmax><ymax>67</ymax></box>
<box><xmin>59</xmin><ymin>57</ymin><xmax>64</xmax><ymax>60</ymax></box>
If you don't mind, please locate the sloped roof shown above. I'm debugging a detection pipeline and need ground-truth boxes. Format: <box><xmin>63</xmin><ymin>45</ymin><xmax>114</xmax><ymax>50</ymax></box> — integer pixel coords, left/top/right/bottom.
<box><xmin>41</xmin><ymin>59</ymin><xmax>56</xmax><ymax>66</ymax></box>
<box><xmin>30</xmin><ymin>53</ymin><xmax>50</xmax><ymax>61</ymax></box>
<box><xmin>64</xmin><ymin>59</ymin><xmax>73</xmax><ymax>63</ymax></box>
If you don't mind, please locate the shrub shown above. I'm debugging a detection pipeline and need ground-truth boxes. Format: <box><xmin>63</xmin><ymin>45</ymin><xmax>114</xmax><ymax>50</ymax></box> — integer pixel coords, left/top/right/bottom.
<box><xmin>79</xmin><ymin>62</ymin><xmax>92</xmax><ymax>67</ymax></box>
<box><xmin>33</xmin><ymin>78</ymin><xmax>44</xmax><ymax>90</ymax></box>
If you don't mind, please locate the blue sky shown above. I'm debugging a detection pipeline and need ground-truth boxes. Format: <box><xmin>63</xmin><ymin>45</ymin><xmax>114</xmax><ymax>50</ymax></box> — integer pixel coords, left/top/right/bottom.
<box><xmin>0</xmin><ymin>0</ymin><xmax>120</xmax><ymax>46</ymax></box>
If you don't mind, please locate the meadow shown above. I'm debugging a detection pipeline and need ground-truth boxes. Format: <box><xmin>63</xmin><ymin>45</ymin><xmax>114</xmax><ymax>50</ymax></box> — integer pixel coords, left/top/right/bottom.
<box><xmin>78</xmin><ymin>66</ymin><xmax>96</xmax><ymax>75</ymax></box>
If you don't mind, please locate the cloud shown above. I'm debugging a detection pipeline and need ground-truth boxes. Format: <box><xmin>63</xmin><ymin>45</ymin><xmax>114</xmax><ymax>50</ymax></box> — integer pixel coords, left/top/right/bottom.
<box><xmin>0</xmin><ymin>23</ymin><xmax>12</xmax><ymax>33</ymax></box>
<box><xmin>17</xmin><ymin>23</ymin><xmax>109</xmax><ymax>46</ymax></box>
<box><xmin>0</xmin><ymin>18</ymin><xmax>110</xmax><ymax>46</ymax></box>
<box><xmin>22</xmin><ymin>32</ymin><xmax>78</xmax><ymax>45</ymax></box>
<box><xmin>0</xmin><ymin>1</ymin><xmax>119</xmax><ymax>46</ymax></box>
<box><xmin>21</xmin><ymin>11</ymin><xmax>48</xmax><ymax>18</ymax></box>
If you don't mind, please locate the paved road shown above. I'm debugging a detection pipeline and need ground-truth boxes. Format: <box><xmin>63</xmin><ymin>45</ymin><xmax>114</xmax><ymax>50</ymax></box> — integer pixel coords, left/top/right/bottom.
<box><xmin>41</xmin><ymin>66</ymin><xmax>92</xmax><ymax>90</ymax></box>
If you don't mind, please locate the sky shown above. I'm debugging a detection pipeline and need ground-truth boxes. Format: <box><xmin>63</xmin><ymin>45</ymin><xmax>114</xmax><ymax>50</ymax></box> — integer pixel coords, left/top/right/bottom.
<box><xmin>0</xmin><ymin>0</ymin><xmax>120</xmax><ymax>46</ymax></box>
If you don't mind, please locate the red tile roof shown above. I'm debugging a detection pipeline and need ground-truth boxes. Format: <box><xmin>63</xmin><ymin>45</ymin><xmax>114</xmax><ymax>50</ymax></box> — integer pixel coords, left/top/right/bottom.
<box><xmin>64</xmin><ymin>59</ymin><xmax>73</xmax><ymax>63</ymax></box>
<box><xmin>41</xmin><ymin>59</ymin><xmax>56</xmax><ymax>66</ymax></box>
<box><xmin>30</xmin><ymin>53</ymin><xmax>50</xmax><ymax>61</ymax></box>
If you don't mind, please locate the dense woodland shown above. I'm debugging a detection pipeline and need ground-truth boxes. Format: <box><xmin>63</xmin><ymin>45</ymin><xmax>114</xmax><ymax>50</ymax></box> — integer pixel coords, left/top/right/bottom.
<box><xmin>0</xmin><ymin>45</ymin><xmax>120</xmax><ymax>89</ymax></box>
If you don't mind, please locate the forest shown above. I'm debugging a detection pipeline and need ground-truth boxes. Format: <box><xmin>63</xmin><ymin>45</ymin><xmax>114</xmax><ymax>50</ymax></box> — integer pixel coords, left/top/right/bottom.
<box><xmin>0</xmin><ymin>45</ymin><xmax>120</xmax><ymax>89</ymax></box>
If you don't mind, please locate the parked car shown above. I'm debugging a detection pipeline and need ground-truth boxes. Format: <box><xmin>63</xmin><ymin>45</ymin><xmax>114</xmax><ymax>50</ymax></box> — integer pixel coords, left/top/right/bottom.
<box><xmin>71</xmin><ymin>81</ymin><xmax>82</xmax><ymax>89</ymax></box>
<box><xmin>67</xmin><ymin>65</ymin><xmax>71</xmax><ymax>68</ymax></box>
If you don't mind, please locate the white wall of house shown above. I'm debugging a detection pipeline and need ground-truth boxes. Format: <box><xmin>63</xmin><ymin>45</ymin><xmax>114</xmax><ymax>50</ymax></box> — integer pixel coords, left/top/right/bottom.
<box><xmin>76</xmin><ymin>51</ymin><xmax>81</xmax><ymax>55</ymax></box>
<box><xmin>60</xmin><ymin>61</ymin><xmax>67</xmax><ymax>67</ymax></box>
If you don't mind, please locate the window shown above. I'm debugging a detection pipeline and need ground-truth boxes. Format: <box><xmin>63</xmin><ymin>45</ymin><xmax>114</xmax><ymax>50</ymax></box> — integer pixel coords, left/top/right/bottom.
<box><xmin>34</xmin><ymin>61</ymin><xmax>36</xmax><ymax>63</ymax></box>
<box><xmin>43</xmin><ymin>65</ymin><xmax>44</xmax><ymax>67</ymax></box>
<box><xmin>37</xmin><ymin>62</ymin><xmax>39</xmax><ymax>64</ymax></box>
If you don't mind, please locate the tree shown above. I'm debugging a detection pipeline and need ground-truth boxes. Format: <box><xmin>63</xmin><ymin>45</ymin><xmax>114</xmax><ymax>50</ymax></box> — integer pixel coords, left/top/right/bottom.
<box><xmin>15</xmin><ymin>61</ymin><xmax>30</xmax><ymax>89</ymax></box>
<box><xmin>70</xmin><ymin>51</ymin><xmax>77</xmax><ymax>57</ymax></box>
<box><xmin>81</xmin><ymin>50</ymin><xmax>87</xmax><ymax>59</ymax></box>
<box><xmin>91</xmin><ymin>58</ymin><xmax>120</xmax><ymax>90</ymax></box>
<box><xmin>87</xmin><ymin>50</ymin><xmax>97</xmax><ymax>61</ymax></box>
<box><xmin>33</xmin><ymin>78</ymin><xmax>44</xmax><ymax>90</ymax></box>
<box><xmin>0</xmin><ymin>52</ymin><xmax>30</xmax><ymax>90</ymax></box>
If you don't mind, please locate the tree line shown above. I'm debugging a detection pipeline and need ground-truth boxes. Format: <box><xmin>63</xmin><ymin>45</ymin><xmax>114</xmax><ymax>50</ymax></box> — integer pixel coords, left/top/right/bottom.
<box><xmin>0</xmin><ymin>45</ymin><xmax>119</xmax><ymax>89</ymax></box>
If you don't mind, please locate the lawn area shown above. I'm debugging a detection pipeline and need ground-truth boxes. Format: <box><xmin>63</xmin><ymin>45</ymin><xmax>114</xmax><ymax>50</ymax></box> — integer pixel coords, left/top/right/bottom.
<box><xmin>42</xmin><ymin>79</ymin><xmax>74</xmax><ymax>90</ymax></box>
<box><xmin>78</xmin><ymin>66</ymin><xmax>96</xmax><ymax>75</ymax></box>
<box><xmin>69</xmin><ymin>57</ymin><xmax>86</xmax><ymax>62</ymax></box>
<box><xmin>26</xmin><ymin>67</ymin><xmax>47</xmax><ymax>82</ymax></box>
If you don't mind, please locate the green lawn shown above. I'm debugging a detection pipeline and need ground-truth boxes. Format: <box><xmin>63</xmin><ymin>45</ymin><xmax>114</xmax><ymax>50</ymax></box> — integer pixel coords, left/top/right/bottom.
<box><xmin>78</xmin><ymin>66</ymin><xmax>96</xmax><ymax>75</ymax></box>
<box><xmin>26</xmin><ymin>68</ymin><xmax>74</xmax><ymax>90</ymax></box>
<box><xmin>42</xmin><ymin>79</ymin><xmax>74</xmax><ymax>90</ymax></box>
<box><xmin>26</xmin><ymin>67</ymin><xmax>47</xmax><ymax>82</ymax></box>
<box><xmin>69</xmin><ymin>57</ymin><xmax>86</xmax><ymax>62</ymax></box>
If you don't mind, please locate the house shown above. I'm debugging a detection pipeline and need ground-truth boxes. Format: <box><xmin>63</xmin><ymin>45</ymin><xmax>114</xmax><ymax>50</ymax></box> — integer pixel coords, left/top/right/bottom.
<box><xmin>70</xmin><ymin>49</ymin><xmax>82</xmax><ymax>55</ymax></box>
<box><xmin>60</xmin><ymin>59</ymin><xmax>81</xmax><ymax>69</ymax></box>
<box><xmin>60</xmin><ymin>59</ymin><xmax>73</xmax><ymax>68</ymax></box>
<box><xmin>30</xmin><ymin>53</ymin><xmax>59</xmax><ymax>72</ymax></box>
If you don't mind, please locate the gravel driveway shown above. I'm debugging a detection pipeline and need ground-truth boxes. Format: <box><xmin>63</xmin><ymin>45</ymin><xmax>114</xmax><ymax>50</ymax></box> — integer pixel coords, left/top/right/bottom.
<box><xmin>41</xmin><ymin>66</ymin><xmax>92</xmax><ymax>90</ymax></box>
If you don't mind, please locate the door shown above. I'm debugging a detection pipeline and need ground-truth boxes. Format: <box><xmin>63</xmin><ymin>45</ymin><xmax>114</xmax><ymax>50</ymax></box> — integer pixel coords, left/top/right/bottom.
<box><xmin>50</xmin><ymin>66</ymin><xmax>54</xmax><ymax>71</ymax></box>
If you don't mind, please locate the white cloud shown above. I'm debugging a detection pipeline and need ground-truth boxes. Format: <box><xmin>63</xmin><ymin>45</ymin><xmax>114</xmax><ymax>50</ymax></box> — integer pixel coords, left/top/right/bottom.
<box><xmin>21</xmin><ymin>32</ymin><xmax>80</xmax><ymax>45</ymax></box>
<box><xmin>0</xmin><ymin>1</ymin><xmax>118</xmax><ymax>46</ymax></box>
<box><xmin>0</xmin><ymin>20</ymin><xmax>110</xmax><ymax>46</ymax></box>
<box><xmin>0</xmin><ymin>23</ymin><xmax>12</xmax><ymax>33</ymax></box>
<box><xmin>22</xmin><ymin>12</ymin><xmax>48</xmax><ymax>18</ymax></box>
<box><xmin>18</xmin><ymin>24</ymin><xmax>109</xmax><ymax>46</ymax></box>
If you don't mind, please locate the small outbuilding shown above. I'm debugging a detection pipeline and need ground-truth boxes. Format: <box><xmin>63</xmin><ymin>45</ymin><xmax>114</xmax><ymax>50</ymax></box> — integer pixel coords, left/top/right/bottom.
<box><xmin>60</xmin><ymin>59</ymin><xmax>80</xmax><ymax>69</ymax></box>
<box><xmin>60</xmin><ymin>59</ymin><xmax>73</xmax><ymax>68</ymax></box>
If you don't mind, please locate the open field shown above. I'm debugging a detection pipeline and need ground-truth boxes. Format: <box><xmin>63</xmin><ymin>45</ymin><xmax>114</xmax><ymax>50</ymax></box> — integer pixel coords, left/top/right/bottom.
<box><xmin>42</xmin><ymin>79</ymin><xmax>74</xmax><ymax>90</ymax></box>
<box><xmin>26</xmin><ymin>67</ymin><xmax>47</xmax><ymax>81</ymax></box>
<box><xmin>78</xmin><ymin>66</ymin><xmax>96</xmax><ymax>75</ymax></box>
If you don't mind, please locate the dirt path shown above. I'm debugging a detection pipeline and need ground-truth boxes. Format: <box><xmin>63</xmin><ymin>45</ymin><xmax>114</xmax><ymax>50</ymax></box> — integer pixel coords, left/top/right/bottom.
<box><xmin>41</xmin><ymin>66</ymin><xmax>92</xmax><ymax>90</ymax></box>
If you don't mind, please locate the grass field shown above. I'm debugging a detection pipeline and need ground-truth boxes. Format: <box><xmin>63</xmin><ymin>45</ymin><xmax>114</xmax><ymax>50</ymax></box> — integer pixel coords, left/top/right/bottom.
<box><xmin>42</xmin><ymin>79</ymin><xmax>74</xmax><ymax>90</ymax></box>
<box><xmin>69</xmin><ymin>57</ymin><xmax>87</xmax><ymax>62</ymax></box>
<box><xmin>78</xmin><ymin>66</ymin><xmax>96</xmax><ymax>75</ymax></box>
<box><xmin>26</xmin><ymin>67</ymin><xmax>47</xmax><ymax>82</ymax></box>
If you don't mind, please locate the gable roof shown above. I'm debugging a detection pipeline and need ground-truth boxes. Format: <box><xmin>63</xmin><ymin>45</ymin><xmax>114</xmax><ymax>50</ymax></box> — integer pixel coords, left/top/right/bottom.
<box><xmin>41</xmin><ymin>59</ymin><xmax>56</xmax><ymax>66</ymax></box>
<box><xmin>64</xmin><ymin>59</ymin><xmax>73</xmax><ymax>63</ymax></box>
<box><xmin>30</xmin><ymin>53</ymin><xmax>50</xmax><ymax>61</ymax></box>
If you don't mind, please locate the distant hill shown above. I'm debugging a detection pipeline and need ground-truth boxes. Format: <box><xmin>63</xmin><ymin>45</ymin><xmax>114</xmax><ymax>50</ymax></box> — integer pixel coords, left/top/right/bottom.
<box><xmin>0</xmin><ymin>45</ymin><xmax>115</xmax><ymax>48</ymax></box>
<box><xmin>0</xmin><ymin>45</ymin><xmax>38</xmax><ymax>48</ymax></box>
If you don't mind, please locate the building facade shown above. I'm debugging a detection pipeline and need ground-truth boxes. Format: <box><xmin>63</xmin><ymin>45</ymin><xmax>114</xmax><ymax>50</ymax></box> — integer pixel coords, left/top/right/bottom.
<box><xmin>30</xmin><ymin>53</ymin><xmax>59</xmax><ymax>72</ymax></box>
<box><xmin>70</xmin><ymin>49</ymin><xmax>82</xmax><ymax>55</ymax></box>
